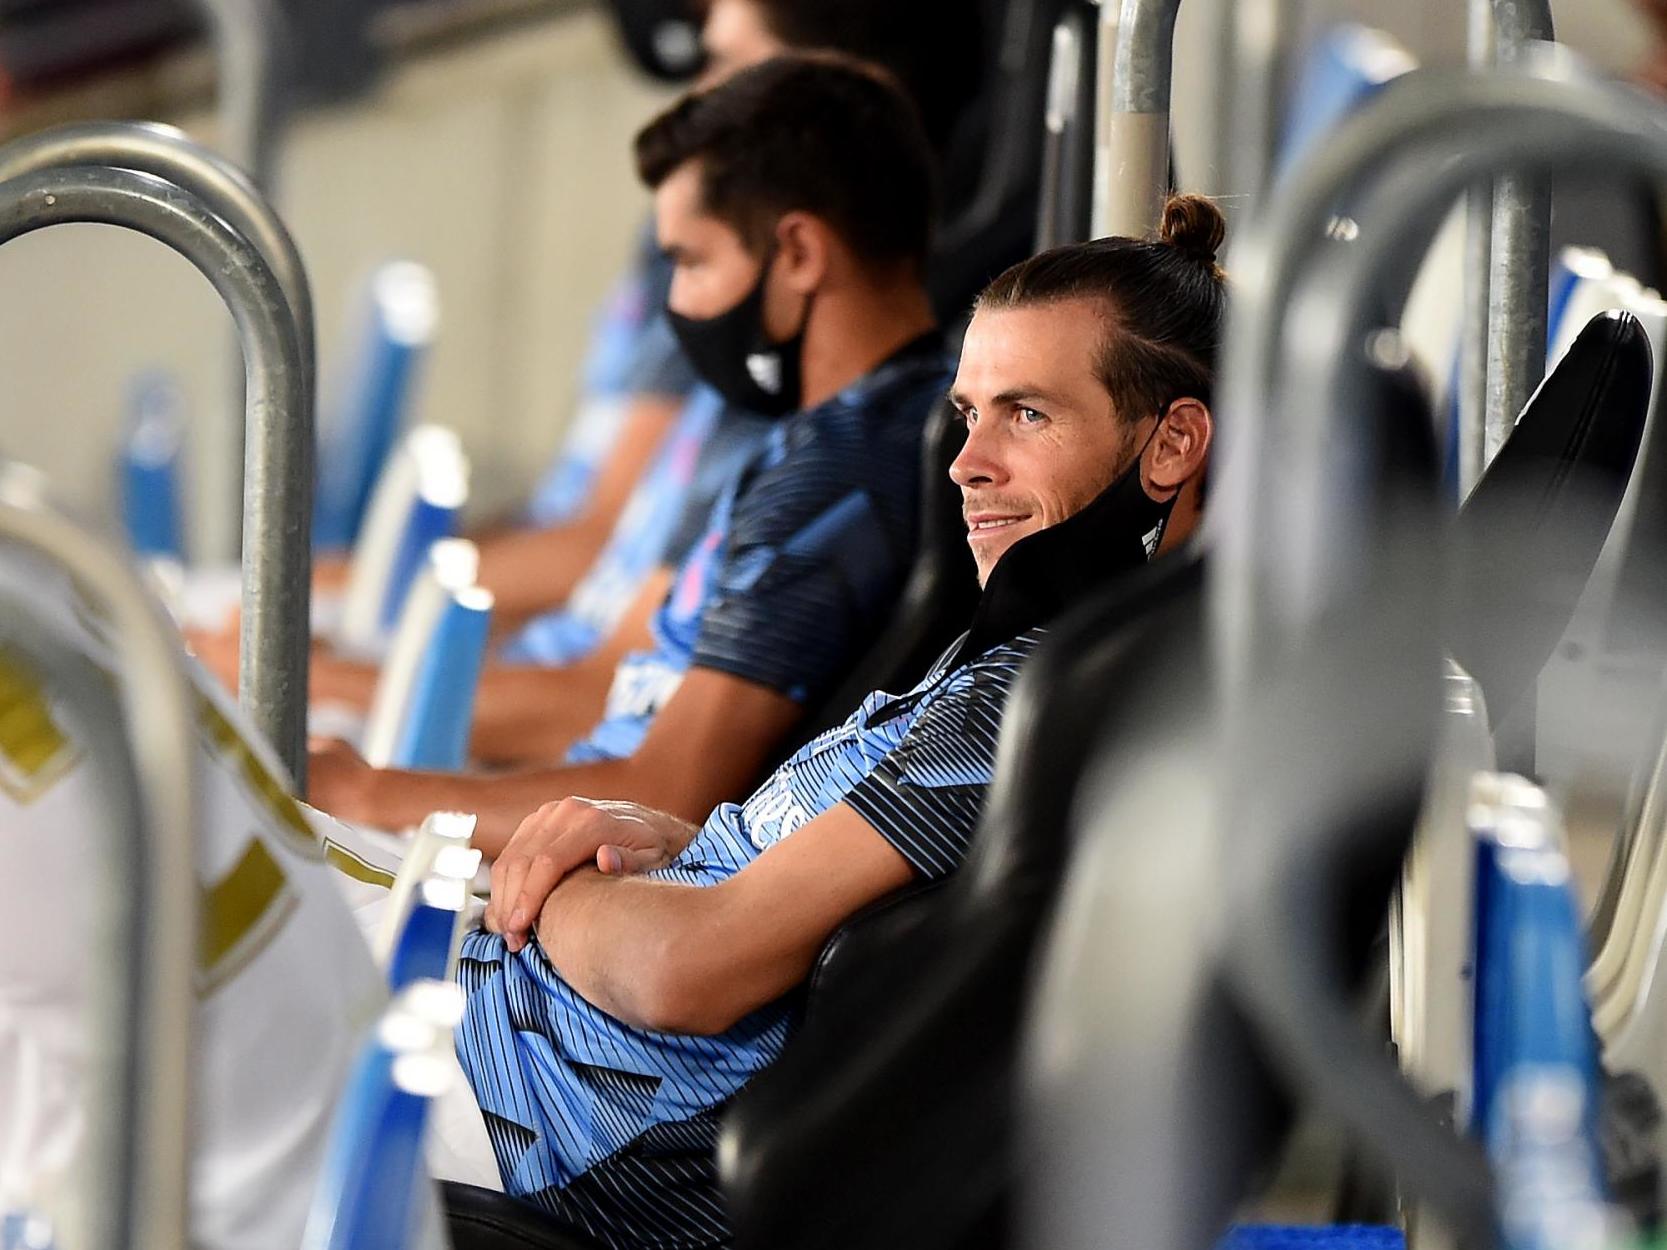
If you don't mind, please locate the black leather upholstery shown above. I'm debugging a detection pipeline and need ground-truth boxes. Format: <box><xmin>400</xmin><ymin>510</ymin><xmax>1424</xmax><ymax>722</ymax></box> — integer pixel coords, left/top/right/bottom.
<box><xmin>443</xmin><ymin>1182</ymin><xmax>607</xmax><ymax>1250</ymax></box>
<box><xmin>722</xmin><ymin>553</ymin><xmax>1206</xmax><ymax>1250</ymax></box>
<box><xmin>1452</xmin><ymin>309</ymin><xmax>1652</xmax><ymax>722</ymax></box>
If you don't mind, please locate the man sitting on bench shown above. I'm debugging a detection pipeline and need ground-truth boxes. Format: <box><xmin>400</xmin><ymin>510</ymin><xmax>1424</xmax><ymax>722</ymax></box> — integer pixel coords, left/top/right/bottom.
<box><xmin>439</xmin><ymin>196</ymin><xmax>1230</xmax><ymax>1247</ymax></box>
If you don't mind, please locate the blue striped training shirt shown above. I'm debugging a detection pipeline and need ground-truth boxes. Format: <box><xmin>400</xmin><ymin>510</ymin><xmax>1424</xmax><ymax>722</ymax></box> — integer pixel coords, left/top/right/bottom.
<box><xmin>453</xmin><ymin>624</ymin><xmax>1046</xmax><ymax>1249</ymax></box>
<box><xmin>565</xmin><ymin>337</ymin><xmax>952</xmax><ymax>765</ymax></box>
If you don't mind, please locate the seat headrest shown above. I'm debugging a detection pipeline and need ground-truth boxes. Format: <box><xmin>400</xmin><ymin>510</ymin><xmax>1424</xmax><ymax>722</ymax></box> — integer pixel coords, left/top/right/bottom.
<box><xmin>1453</xmin><ymin>309</ymin><xmax>1653</xmax><ymax>721</ymax></box>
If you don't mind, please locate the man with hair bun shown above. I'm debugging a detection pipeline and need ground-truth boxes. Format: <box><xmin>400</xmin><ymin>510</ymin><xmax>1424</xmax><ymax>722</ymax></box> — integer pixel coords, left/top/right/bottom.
<box><xmin>423</xmin><ymin>195</ymin><xmax>1229</xmax><ymax>1247</ymax></box>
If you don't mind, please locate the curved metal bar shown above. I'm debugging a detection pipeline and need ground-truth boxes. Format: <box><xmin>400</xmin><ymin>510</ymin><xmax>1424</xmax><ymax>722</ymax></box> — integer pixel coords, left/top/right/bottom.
<box><xmin>1215</xmin><ymin>55</ymin><xmax>1663</xmax><ymax>691</ymax></box>
<box><xmin>0</xmin><ymin>120</ymin><xmax>315</xmax><ymax>384</ymax></box>
<box><xmin>1097</xmin><ymin>0</ymin><xmax>1183</xmax><ymax>237</ymax></box>
<box><xmin>0</xmin><ymin>164</ymin><xmax>313</xmax><ymax>784</ymax></box>
<box><xmin>1211</xmin><ymin>54</ymin><xmax>1667</xmax><ymax>1230</ymax></box>
<box><xmin>0</xmin><ymin>467</ymin><xmax>197</xmax><ymax>1250</ymax></box>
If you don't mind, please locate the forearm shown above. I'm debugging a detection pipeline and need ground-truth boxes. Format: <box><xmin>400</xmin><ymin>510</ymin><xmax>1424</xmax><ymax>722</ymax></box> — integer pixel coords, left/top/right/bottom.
<box><xmin>309</xmin><ymin>650</ymin><xmax>380</xmax><ymax>711</ymax></box>
<box><xmin>535</xmin><ymin>868</ymin><xmax>715</xmax><ymax>1032</ymax></box>
<box><xmin>469</xmin><ymin>654</ymin><xmax>618</xmax><ymax>765</ymax></box>
<box><xmin>476</xmin><ymin>521</ymin><xmax>611</xmax><ymax>632</ymax></box>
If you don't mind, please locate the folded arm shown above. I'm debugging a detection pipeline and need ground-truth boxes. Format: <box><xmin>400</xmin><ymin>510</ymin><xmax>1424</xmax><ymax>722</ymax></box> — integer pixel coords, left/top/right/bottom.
<box><xmin>535</xmin><ymin>801</ymin><xmax>913</xmax><ymax>1034</ymax></box>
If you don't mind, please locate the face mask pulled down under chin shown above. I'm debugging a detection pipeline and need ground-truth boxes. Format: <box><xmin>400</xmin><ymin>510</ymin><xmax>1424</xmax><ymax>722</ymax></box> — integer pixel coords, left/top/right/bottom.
<box><xmin>666</xmin><ymin>257</ymin><xmax>806</xmax><ymax>419</ymax></box>
<box><xmin>1089</xmin><ymin>418</ymin><xmax>1180</xmax><ymax>566</ymax></box>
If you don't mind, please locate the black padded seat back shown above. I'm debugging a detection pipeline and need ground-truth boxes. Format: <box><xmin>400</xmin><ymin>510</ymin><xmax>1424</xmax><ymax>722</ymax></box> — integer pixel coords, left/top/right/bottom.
<box><xmin>728</xmin><ymin>350</ymin><xmax>1446</xmax><ymax>1250</ymax></box>
<box><xmin>1021</xmin><ymin>354</ymin><xmax>1452</xmax><ymax>1250</ymax></box>
<box><xmin>1452</xmin><ymin>309</ymin><xmax>1652</xmax><ymax>721</ymax></box>
<box><xmin>443</xmin><ymin>1181</ymin><xmax>607</xmax><ymax>1250</ymax></box>
<box><xmin>787</xmin><ymin>401</ymin><xmax>979</xmax><ymax>756</ymax></box>
<box><xmin>929</xmin><ymin>0</ymin><xmax>1072</xmax><ymax>317</ymax></box>
<box><xmin>722</xmin><ymin>553</ymin><xmax>1205</xmax><ymax>1250</ymax></box>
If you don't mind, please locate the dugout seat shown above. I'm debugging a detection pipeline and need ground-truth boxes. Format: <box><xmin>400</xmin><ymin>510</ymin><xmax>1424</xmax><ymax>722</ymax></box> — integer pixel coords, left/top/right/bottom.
<box><xmin>785</xmin><ymin>401</ymin><xmax>978</xmax><ymax>755</ymax></box>
<box><xmin>439</xmin><ymin>313</ymin><xmax>1648</xmax><ymax>1250</ymax></box>
<box><xmin>721</xmin><ymin>319</ymin><xmax>1649</xmax><ymax>1248</ymax></box>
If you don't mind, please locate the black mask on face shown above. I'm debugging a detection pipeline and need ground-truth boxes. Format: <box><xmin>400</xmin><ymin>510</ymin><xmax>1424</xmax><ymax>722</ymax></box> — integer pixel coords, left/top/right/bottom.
<box><xmin>666</xmin><ymin>248</ymin><xmax>811</xmax><ymax>418</ymax></box>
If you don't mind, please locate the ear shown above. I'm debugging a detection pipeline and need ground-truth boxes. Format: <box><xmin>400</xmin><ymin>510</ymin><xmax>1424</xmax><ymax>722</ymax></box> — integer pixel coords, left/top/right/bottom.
<box><xmin>772</xmin><ymin>210</ymin><xmax>833</xmax><ymax>296</ymax></box>
<box><xmin>1146</xmin><ymin>397</ymin><xmax>1213</xmax><ymax>495</ymax></box>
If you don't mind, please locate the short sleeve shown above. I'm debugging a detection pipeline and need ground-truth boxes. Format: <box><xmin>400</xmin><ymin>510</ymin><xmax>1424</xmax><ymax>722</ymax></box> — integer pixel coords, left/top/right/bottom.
<box><xmin>621</xmin><ymin>313</ymin><xmax>700</xmax><ymax>400</ymax></box>
<box><xmin>691</xmin><ymin>489</ymin><xmax>901</xmax><ymax>702</ymax></box>
<box><xmin>843</xmin><ymin>645</ymin><xmax>1030</xmax><ymax>880</ymax></box>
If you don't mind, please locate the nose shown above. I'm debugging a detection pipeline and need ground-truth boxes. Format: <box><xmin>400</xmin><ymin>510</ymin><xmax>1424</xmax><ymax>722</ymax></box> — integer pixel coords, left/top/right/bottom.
<box><xmin>949</xmin><ymin>414</ymin><xmax>1008</xmax><ymax>490</ymax></box>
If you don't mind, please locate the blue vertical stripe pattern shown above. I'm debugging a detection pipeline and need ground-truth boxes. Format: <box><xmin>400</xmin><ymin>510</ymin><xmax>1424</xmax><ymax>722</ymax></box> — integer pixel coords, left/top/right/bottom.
<box><xmin>564</xmin><ymin>340</ymin><xmax>952</xmax><ymax>764</ymax></box>
<box><xmin>454</xmin><ymin>626</ymin><xmax>1044</xmax><ymax>1248</ymax></box>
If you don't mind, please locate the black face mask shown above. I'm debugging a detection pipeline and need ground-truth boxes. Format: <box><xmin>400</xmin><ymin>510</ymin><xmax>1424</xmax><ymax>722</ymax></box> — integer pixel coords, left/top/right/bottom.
<box><xmin>1097</xmin><ymin>410</ymin><xmax>1181</xmax><ymax>563</ymax></box>
<box><xmin>666</xmin><ymin>249</ymin><xmax>811</xmax><ymax>418</ymax></box>
<box><xmin>944</xmin><ymin>408</ymin><xmax>1185</xmax><ymax>671</ymax></box>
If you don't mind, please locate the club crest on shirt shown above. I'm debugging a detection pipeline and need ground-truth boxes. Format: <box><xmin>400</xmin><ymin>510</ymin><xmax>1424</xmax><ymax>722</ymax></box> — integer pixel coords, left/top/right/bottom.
<box><xmin>0</xmin><ymin>649</ymin><xmax>80</xmax><ymax>806</ymax></box>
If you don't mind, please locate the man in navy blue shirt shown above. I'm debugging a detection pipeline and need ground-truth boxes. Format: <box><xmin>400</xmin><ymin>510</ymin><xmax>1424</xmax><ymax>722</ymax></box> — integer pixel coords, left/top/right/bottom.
<box><xmin>310</xmin><ymin>58</ymin><xmax>951</xmax><ymax>852</ymax></box>
<box><xmin>436</xmin><ymin>197</ymin><xmax>1231</xmax><ymax>1247</ymax></box>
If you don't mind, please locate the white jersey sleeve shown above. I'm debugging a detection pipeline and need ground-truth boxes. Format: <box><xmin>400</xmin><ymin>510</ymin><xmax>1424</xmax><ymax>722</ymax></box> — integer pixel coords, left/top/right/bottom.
<box><xmin>0</xmin><ymin>566</ymin><xmax>446</xmax><ymax>1250</ymax></box>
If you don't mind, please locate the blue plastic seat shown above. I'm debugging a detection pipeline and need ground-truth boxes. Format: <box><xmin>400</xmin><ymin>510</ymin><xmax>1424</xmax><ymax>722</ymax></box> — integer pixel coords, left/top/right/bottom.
<box><xmin>1468</xmin><ymin>778</ymin><xmax>1607</xmax><ymax>1250</ymax></box>
<box><xmin>301</xmin><ymin>981</ymin><xmax>463</xmax><ymax>1250</ymax></box>
<box><xmin>118</xmin><ymin>371</ymin><xmax>187</xmax><ymax>562</ymax></box>
<box><xmin>390</xmin><ymin>586</ymin><xmax>493</xmax><ymax>771</ymax></box>
<box><xmin>314</xmin><ymin>262</ymin><xmax>441</xmax><ymax>551</ymax></box>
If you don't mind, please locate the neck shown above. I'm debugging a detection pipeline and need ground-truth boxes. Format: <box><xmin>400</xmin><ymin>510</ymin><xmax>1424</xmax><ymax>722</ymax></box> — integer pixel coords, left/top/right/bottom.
<box><xmin>797</xmin><ymin>273</ymin><xmax>936</xmax><ymax>410</ymax></box>
<box><xmin>1155</xmin><ymin>479</ymin><xmax>1205</xmax><ymax>556</ymax></box>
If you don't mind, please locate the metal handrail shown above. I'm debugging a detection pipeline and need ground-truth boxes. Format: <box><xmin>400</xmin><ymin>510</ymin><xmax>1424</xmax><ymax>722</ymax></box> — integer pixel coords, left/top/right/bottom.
<box><xmin>0</xmin><ymin>163</ymin><xmax>313</xmax><ymax>784</ymax></box>
<box><xmin>1216</xmin><ymin>53</ymin><xmax>1659</xmax><ymax>690</ymax></box>
<box><xmin>1482</xmin><ymin>0</ymin><xmax>1557</xmax><ymax>481</ymax></box>
<box><xmin>1096</xmin><ymin>0</ymin><xmax>1182</xmax><ymax>238</ymax></box>
<box><xmin>1458</xmin><ymin>0</ymin><xmax>1557</xmax><ymax>491</ymax></box>
<box><xmin>0</xmin><ymin>467</ymin><xmax>197</xmax><ymax>1250</ymax></box>
<box><xmin>0</xmin><ymin>120</ymin><xmax>315</xmax><ymax>390</ymax></box>
<box><xmin>1212</xmin><ymin>53</ymin><xmax>1667</xmax><ymax>1231</ymax></box>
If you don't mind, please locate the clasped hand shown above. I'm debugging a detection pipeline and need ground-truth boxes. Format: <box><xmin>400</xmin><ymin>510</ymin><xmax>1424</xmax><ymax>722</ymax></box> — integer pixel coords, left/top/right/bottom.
<box><xmin>484</xmin><ymin>797</ymin><xmax>695</xmax><ymax>952</ymax></box>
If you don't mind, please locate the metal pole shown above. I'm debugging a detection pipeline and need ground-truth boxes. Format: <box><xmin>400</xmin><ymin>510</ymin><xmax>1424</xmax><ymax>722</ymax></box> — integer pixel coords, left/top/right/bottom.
<box><xmin>1485</xmin><ymin>0</ymin><xmax>1555</xmax><ymax>464</ymax></box>
<box><xmin>1215</xmin><ymin>58</ymin><xmax>1658</xmax><ymax>697</ymax></box>
<box><xmin>0</xmin><ymin>469</ymin><xmax>197</xmax><ymax>1250</ymax></box>
<box><xmin>1210</xmin><ymin>60</ymin><xmax>1667</xmax><ymax>1232</ymax></box>
<box><xmin>1458</xmin><ymin>0</ymin><xmax>1495</xmax><ymax>495</ymax></box>
<box><xmin>196</xmin><ymin>0</ymin><xmax>287</xmax><ymax>193</ymax></box>
<box><xmin>1225</xmin><ymin>0</ymin><xmax>1299</xmax><ymax>226</ymax></box>
<box><xmin>1098</xmin><ymin>0</ymin><xmax>1184</xmax><ymax>238</ymax></box>
<box><xmin>0</xmin><ymin>120</ymin><xmax>315</xmax><ymax>393</ymax></box>
<box><xmin>0</xmin><ymin>165</ymin><xmax>312</xmax><ymax>785</ymax></box>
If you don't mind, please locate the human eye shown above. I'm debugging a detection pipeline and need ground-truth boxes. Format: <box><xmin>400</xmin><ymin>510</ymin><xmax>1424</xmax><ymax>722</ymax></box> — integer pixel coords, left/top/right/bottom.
<box><xmin>1017</xmin><ymin>406</ymin><xmax>1048</xmax><ymax>425</ymax></box>
<box><xmin>955</xmin><ymin>405</ymin><xmax>977</xmax><ymax>427</ymax></box>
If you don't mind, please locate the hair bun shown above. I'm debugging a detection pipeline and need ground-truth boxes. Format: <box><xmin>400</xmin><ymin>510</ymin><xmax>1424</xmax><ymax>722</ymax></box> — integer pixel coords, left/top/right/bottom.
<box><xmin>1159</xmin><ymin>193</ymin><xmax>1226</xmax><ymax>266</ymax></box>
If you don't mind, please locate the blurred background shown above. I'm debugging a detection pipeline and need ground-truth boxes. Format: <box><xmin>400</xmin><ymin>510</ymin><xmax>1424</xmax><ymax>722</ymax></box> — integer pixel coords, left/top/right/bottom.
<box><xmin>0</xmin><ymin>0</ymin><xmax>1650</xmax><ymax>549</ymax></box>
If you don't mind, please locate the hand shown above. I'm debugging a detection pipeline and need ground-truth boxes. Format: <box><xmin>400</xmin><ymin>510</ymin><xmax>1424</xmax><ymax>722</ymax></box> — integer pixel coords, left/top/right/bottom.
<box><xmin>485</xmin><ymin>796</ymin><xmax>695</xmax><ymax>952</ymax></box>
<box><xmin>306</xmin><ymin>736</ymin><xmax>381</xmax><ymax>825</ymax></box>
<box><xmin>182</xmin><ymin>624</ymin><xmax>240</xmax><ymax>695</ymax></box>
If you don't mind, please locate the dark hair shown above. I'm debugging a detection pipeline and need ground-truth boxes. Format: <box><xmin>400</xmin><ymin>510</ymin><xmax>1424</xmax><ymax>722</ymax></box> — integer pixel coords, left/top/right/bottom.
<box><xmin>740</xmin><ymin>0</ymin><xmax>983</xmax><ymax>151</ymax></box>
<box><xmin>635</xmin><ymin>54</ymin><xmax>937</xmax><ymax>274</ymax></box>
<box><xmin>976</xmin><ymin>194</ymin><xmax>1229</xmax><ymax>420</ymax></box>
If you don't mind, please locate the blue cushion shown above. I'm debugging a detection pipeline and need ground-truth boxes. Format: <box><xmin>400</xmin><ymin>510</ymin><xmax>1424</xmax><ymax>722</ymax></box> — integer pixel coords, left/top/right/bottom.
<box><xmin>1220</xmin><ymin>1226</ymin><xmax>1406</xmax><ymax>1250</ymax></box>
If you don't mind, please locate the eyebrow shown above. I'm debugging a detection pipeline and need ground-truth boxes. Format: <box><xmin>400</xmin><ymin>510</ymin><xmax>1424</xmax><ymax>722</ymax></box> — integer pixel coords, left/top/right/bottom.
<box><xmin>949</xmin><ymin>385</ymin><xmax>1066</xmax><ymax>409</ymax></box>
